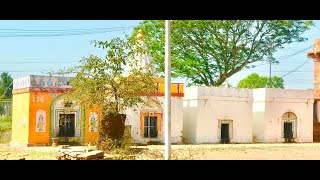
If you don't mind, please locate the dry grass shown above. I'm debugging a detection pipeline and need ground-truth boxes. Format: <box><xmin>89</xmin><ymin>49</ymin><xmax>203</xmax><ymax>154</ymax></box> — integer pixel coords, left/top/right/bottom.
<box><xmin>134</xmin><ymin>143</ymin><xmax>320</xmax><ymax>160</ymax></box>
<box><xmin>0</xmin><ymin>144</ymin><xmax>58</xmax><ymax>160</ymax></box>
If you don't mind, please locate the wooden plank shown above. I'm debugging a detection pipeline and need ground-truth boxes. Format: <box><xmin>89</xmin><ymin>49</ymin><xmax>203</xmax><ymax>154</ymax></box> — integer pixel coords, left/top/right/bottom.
<box><xmin>77</xmin><ymin>150</ymin><xmax>104</xmax><ymax>160</ymax></box>
<box><xmin>68</xmin><ymin>147</ymin><xmax>87</xmax><ymax>152</ymax></box>
<box><xmin>69</xmin><ymin>152</ymin><xmax>83</xmax><ymax>158</ymax></box>
<box><xmin>58</xmin><ymin>145</ymin><xmax>70</xmax><ymax>149</ymax></box>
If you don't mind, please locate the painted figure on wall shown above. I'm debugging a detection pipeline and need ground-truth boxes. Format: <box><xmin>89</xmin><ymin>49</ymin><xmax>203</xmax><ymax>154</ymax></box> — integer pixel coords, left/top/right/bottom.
<box><xmin>36</xmin><ymin>110</ymin><xmax>46</xmax><ymax>132</ymax></box>
<box><xmin>89</xmin><ymin>112</ymin><xmax>98</xmax><ymax>132</ymax></box>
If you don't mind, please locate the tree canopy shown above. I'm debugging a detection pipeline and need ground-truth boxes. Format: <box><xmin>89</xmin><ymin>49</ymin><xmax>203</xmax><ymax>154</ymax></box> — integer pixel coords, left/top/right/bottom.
<box><xmin>237</xmin><ymin>73</ymin><xmax>284</xmax><ymax>89</ymax></box>
<box><xmin>57</xmin><ymin>37</ymin><xmax>157</xmax><ymax>115</ymax></box>
<box><xmin>0</xmin><ymin>72</ymin><xmax>13</xmax><ymax>100</ymax></box>
<box><xmin>133</xmin><ymin>20</ymin><xmax>314</xmax><ymax>86</ymax></box>
<box><xmin>55</xmin><ymin>37</ymin><xmax>158</xmax><ymax>145</ymax></box>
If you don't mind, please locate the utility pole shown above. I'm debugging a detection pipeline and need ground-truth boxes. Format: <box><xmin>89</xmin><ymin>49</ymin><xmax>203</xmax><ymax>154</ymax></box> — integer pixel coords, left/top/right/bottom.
<box><xmin>164</xmin><ymin>20</ymin><xmax>171</xmax><ymax>160</ymax></box>
<box><xmin>269</xmin><ymin>59</ymin><xmax>272</xmax><ymax>88</ymax></box>
<box><xmin>268</xmin><ymin>44</ymin><xmax>274</xmax><ymax>88</ymax></box>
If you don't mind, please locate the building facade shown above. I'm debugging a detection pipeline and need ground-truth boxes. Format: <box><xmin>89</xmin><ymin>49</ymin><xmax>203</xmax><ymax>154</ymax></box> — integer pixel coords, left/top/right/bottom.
<box><xmin>183</xmin><ymin>87</ymin><xmax>253</xmax><ymax>143</ymax></box>
<box><xmin>253</xmin><ymin>88</ymin><xmax>313</xmax><ymax>143</ymax></box>
<box><xmin>11</xmin><ymin>75</ymin><xmax>184</xmax><ymax>146</ymax></box>
<box><xmin>183</xmin><ymin>86</ymin><xmax>314</xmax><ymax>143</ymax></box>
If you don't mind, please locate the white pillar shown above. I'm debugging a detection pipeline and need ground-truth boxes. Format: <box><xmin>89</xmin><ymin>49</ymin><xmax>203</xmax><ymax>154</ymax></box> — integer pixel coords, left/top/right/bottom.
<box><xmin>164</xmin><ymin>20</ymin><xmax>171</xmax><ymax>160</ymax></box>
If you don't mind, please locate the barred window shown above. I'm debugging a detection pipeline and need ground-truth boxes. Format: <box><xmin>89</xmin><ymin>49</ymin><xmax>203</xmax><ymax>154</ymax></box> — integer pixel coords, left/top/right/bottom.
<box><xmin>144</xmin><ymin>116</ymin><xmax>158</xmax><ymax>138</ymax></box>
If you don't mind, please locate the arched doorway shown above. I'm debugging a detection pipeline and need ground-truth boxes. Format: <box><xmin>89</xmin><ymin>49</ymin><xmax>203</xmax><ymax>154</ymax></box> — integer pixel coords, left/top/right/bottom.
<box><xmin>50</xmin><ymin>94</ymin><xmax>85</xmax><ymax>143</ymax></box>
<box><xmin>140</xmin><ymin>101</ymin><xmax>163</xmax><ymax>139</ymax></box>
<box><xmin>281</xmin><ymin>112</ymin><xmax>297</xmax><ymax>143</ymax></box>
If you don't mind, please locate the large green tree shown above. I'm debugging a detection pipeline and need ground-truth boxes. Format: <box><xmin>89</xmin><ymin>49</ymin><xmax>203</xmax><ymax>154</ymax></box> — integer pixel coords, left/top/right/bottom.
<box><xmin>133</xmin><ymin>20</ymin><xmax>314</xmax><ymax>86</ymax></box>
<box><xmin>237</xmin><ymin>73</ymin><xmax>284</xmax><ymax>89</ymax></box>
<box><xmin>0</xmin><ymin>72</ymin><xmax>13</xmax><ymax>100</ymax></box>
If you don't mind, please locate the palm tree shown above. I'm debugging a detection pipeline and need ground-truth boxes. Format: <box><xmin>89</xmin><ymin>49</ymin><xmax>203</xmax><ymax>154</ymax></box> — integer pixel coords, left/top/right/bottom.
<box><xmin>0</xmin><ymin>73</ymin><xmax>13</xmax><ymax>116</ymax></box>
<box><xmin>0</xmin><ymin>72</ymin><xmax>13</xmax><ymax>100</ymax></box>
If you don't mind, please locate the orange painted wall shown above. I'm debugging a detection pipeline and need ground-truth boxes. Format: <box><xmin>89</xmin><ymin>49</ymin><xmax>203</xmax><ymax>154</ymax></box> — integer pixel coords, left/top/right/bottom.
<box><xmin>28</xmin><ymin>91</ymin><xmax>65</xmax><ymax>144</ymax></box>
<box><xmin>28</xmin><ymin>91</ymin><xmax>100</xmax><ymax>145</ymax></box>
<box><xmin>84</xmin><ymin>109</ymin><xmax>101</xmax><ymax>143</ymax></box>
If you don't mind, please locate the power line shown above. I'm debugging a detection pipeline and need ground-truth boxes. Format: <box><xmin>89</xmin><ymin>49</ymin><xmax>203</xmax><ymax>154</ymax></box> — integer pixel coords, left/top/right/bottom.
<box><xmin>249</xmin><ymin>46</ymin><xmax>313</xmax><ymax>68</ymax></box>
<box><xmin>284</xmin><ymin>78</ymin><xmax>314</xmax><ymax>80</ymax></box>
<box><xmin>243</xmin><ymin>70</ymin><xmax>313</xmax><ymax>72</ymax></box>
<box><xmin>285</xmin><ymin>79</ymin><xmax>313</xmax><ymax>83</ymax></box>
<box><xmin>0</xmin><ymin>26</ymin><xmax>135</xmax><ymax>32</ymax></box>
<box><xmin>273</xmin><ymin>61</ymin><xmax>313</xmax><ymax>64</ymax></box>
<box><xmin>0</xmin><ymin>56</ymin><xmax>75</xmax><ymax>60</ymax></box>
<box><xmin>0</xmin><ymin>70</ymin><xmax>49</xmax><ymax>72</ymax></box>
<box><xmin>276</xmin><ymin>45</ymin><xmax>313</xmax><ymax>62</ymax></box>
<box><xmin>249</xmin><ymin>62</ymin><xmax>269</xmax><ymax>68</ymax></box>
<box><xmin>0</xmin><ymin>27</ymin><xmax>134</xmax><ymax>37</ymax></box>
<box><xmin>0</xmin><ymin>61</ymin><xmax>78</xmax><ymax>64</ymax></box>
<box><xmin>0</xmin><ymin>30</ymin><xmax>128</xmax><ymax>37</ymax></box>
<box><xmin>281</xmin><ymin>59</ymin><xmax>311</xmax><ymax>78</ymax></box>
<box><xmin>285</xmin><ymin>82</ymin><xmax>313</xmax><ymax>84</ymax></box>
<box><xmin>259</xmin><ymin>45</ymin><xmax>313</xmax><ymax>64</ymax></box>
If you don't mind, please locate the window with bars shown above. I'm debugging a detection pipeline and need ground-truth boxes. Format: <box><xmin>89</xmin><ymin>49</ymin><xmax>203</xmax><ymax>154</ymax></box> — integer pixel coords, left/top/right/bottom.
<box><xmin>144</xmin><ymin>116</ymin><xmax>158</xmax><ymax>138</ymax></box>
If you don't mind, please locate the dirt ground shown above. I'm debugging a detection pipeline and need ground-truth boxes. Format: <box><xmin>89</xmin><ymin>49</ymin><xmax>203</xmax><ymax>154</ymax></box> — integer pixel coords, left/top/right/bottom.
<box><xmin>139</xmin><ymin>143</ymin><xmax>320</xmax><ymax>160</ymax></box>
<box><xmin>0</xmin><ymin>144</ymin><xmax>58</xmax><ymax>160</ymax></box>
<box><xmin>2</xmin><ymin>143</ymin><xmax>320</xmax><ymax>160</ymax></box>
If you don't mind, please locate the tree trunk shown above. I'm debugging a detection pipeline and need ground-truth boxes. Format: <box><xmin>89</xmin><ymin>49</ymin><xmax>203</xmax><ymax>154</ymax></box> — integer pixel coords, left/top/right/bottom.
<box><xmin>99</xmin><ymin>113</ymin><xmax>126</xmax><ymax>142</ymax></box>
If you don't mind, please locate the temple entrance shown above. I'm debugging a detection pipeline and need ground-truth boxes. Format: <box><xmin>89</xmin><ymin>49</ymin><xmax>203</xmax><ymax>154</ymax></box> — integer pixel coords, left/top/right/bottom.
<box><xmin>140</xmin><ymin>101</ymin><xmax>163</xmax><ymax>142</ymax></box>
<box><xmin>284</xmin><ymin>122</ymin><xmax>293</xmax><ymax>143</ymax></box>
<box><xmin>58</xmin><ymin>114</ymin><xmax>75</xmax><ymax>137</ymax></box>
<box><xmin>220</xmin><ymin>124</ymin><xmax>230</xmax><ymax>144</ymax></box>
<box><xmin>281</xmin><ymin>112</ymin><xmax>297</xmax><ymax>143</ymax></box>
<box><xmin>218</xmin><ymin>120</ymin><xmax>233</xmax><ymax>144</ymax></box>
<box><xmin>50</xmin><ymin>95</ymin><xmax>84</xmax><ymax>144</ymax></box>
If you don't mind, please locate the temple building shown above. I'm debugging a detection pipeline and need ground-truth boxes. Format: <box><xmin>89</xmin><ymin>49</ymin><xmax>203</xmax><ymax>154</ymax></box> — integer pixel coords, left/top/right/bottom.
<box><xmin>183</xmin><ymin>83</ymin><xmax>314</xmax><ymax>144</ymax></box>
<box><xmin>10</xmin><ymin>30</ymin><xmax>184</xmax><ymax>147</ymax></box>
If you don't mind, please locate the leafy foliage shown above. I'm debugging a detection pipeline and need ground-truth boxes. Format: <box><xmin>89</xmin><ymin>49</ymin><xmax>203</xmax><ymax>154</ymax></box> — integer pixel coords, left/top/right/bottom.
<box><xmin>133</xmin><ymin>20</ymin><xmax>314</xmax><ymax>86</ymax></box>
<box><xmin>0</xmin><ymin>115</ymin><xmax>12</xmax><ymax>142</ymax></box>
<box><xmin>55</xmin><ymin>36</ymin><xmax>158</xmax><ymax>147</ymax></box>
<box><xmin>0</xmin><ymin>73</ymin><xmax>13</xmax><ymax>100</ymax></box>
<box><xmin>237</xmin><ymin>73</ymin><xmax>284</xmax><ymax>89</ymax></box>
<box><xmin>59</xmin><ymin>37</ymin><xmax>157</xmax><ymax>114</ymax></box>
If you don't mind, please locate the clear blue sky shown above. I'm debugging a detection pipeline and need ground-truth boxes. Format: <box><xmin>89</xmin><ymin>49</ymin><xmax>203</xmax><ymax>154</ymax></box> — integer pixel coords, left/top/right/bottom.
<box><xmin>0</xmin><ymin>20</ymin><xmax>318</xmax><ymax>89</ymax></box>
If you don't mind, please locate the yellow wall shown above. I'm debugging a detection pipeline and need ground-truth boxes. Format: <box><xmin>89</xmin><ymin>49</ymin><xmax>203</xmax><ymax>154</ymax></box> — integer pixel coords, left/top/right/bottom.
<box><xmin>11</xmin><ymin>93</ymin><xmax>30</xmax><ymax>145</ymax></box>
<box><xmin>29</xmin><ymin>92</ymin><xmax>65</xmax><ymax>145</ymax></box>
<box><xmin>159</xmin><ymin>83</ymin><xmax>184</xmax><ymax>94</ymax></box>
<box><xmin>153</xmin><ymin>78</ymin><xmax>165</xmax><ymax>83</ymax></box>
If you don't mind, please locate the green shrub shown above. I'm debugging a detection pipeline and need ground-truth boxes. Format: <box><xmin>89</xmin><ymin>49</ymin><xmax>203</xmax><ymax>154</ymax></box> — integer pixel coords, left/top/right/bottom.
<box><xmin>0</xmin><ymin>115</ymin><xmax>12</xmax><ymax>143</ymax></box>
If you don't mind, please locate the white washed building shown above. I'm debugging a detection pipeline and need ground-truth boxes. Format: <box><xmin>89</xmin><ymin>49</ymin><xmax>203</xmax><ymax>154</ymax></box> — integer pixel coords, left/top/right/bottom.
<box><xmin>253</xmin><ymin>88</ymin><xmax>313</xmax><ymax>143</ymax></box>
<box><xmin>183</xmin><ymin>87</ymin><xmax>253</xmax><ymax>143</ymax></box>
<box><xmin>183</xmin><ymin>87</ymin><xmax>314</xmax><ymax>143</ymax></box>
